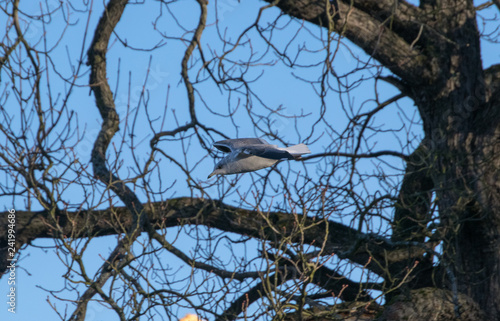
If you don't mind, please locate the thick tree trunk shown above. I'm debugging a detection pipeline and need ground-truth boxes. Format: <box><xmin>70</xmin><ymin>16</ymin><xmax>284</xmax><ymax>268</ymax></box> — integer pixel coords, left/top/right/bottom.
<box><xmin>399</xmin><ymin>1</ymin><xmax>500</xmax><ymax>318</ymax></box>
<box><xmin>433</xmin><ymin>108</ymin><xmax>500</xmax><ymax>320</ymax></box>
<box><xmin>415</xmin><ymin>69</ymin><xmax>500</xmax><ymax>318</ymax></box>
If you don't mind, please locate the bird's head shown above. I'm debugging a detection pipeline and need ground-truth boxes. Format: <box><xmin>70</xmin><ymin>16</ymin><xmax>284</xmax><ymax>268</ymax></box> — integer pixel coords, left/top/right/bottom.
<box><xmin>208</xmin><ymin>160</ymin><xmax>229</xmax><ymax>179</ymax></box>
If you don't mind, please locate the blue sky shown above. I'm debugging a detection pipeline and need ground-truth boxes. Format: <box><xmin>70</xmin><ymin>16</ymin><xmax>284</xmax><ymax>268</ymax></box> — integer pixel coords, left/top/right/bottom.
<box><xmin>1</xmin><ymin>0</ymin><xmax>499</xmax><ymax>320</ymax></box>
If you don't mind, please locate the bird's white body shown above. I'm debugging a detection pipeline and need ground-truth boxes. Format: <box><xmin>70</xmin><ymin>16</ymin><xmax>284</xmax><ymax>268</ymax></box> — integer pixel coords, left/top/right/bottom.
<box><xmin>208</xmin><ymin>138</ymin><xmax>310</xmax><ymax>178</ymax></box>
<box><xmin>217</xmin><ymin>152</ymin><xmax>279</xmax><ymax>174</ymax></box>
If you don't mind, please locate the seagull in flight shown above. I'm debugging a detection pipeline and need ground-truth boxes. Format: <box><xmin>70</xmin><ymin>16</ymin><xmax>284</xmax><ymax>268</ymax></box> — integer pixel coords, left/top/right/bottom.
<box><xmin>208</xmin><ymin>138</ymin><xmax>311</xmax><ymax>178</ymax></box>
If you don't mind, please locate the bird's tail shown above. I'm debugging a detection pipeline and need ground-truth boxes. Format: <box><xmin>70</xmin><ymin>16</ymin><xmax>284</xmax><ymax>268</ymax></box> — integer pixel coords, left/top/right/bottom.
<box><xmin>284</xmin><ymin>143</ymin><xmax>311</xmax><ymax>158</ymax></box>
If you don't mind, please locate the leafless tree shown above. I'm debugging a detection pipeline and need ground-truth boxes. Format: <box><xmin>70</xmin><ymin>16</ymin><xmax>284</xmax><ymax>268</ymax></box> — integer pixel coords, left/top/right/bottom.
<box><xmin>1</xmin><ymin>0</ymin><xmax>500</xmax><ymax>320</ymax></box>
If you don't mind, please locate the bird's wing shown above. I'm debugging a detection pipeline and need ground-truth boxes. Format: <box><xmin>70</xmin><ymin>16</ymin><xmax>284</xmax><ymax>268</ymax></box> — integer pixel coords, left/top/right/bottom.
<box><xmin>214</xmin><ymin>138</ymin><xmax>269</xmax><ymax>153</ymax></box>
<box><xmin>240</xmin><ymin>145</ymin><xmax>295</xmax><ymax>160</ymax></box>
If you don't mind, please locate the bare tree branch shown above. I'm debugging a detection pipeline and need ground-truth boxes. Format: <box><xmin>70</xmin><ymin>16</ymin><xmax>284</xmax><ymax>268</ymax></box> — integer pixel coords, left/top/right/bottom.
<box><xmin>70</xmin><ymin>0</ymin><xmax>150</xmax><ymax>319</ymax></box>
<box><xmin>0</xmin><ymin>198</ymin><xmax>432</xmax><ymax>278</ymax></box>
<box><xmin>266</xmin><ymin>0</ymin><xmax>431</xmax><ymax>84</ymax></box>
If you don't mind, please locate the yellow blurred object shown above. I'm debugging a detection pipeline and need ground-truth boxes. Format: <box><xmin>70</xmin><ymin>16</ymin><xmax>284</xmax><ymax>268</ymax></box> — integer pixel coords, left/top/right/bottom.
<box><xmin>179</xmin><ymin>313</ymin><xmax>203</xmax><ymax>321</ymax></box>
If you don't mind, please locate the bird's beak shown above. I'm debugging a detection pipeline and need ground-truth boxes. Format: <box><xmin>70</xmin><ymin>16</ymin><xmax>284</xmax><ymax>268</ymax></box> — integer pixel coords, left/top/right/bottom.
<box><xmin>208</xmin><ymin>172</ymin><xmax>216</xmax><ymax>179</ymax></box>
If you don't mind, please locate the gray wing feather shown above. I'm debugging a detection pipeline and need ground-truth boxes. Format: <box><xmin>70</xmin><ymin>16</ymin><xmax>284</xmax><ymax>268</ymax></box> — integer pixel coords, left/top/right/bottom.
<box><xmin>214</xmin><ymin>138</ymin><xmax>269</xmax><ymax>153</ymax></box>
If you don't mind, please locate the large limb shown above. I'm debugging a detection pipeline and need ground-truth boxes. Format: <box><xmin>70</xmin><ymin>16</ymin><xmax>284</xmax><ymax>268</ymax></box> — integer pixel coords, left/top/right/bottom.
<box><xmin>266</xmin><ymin>0</ymin><xmax>432</xmax><ymax>85</ymax></box>
<box><xmin>1</xmin><ymin>197</ymin><xmax>431</xmax><ymax>278</ymax></box>
<box><xmin>69</xmin><ymin>0</ymin><xmax>148</xmax><ymax>319</ymax></box>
